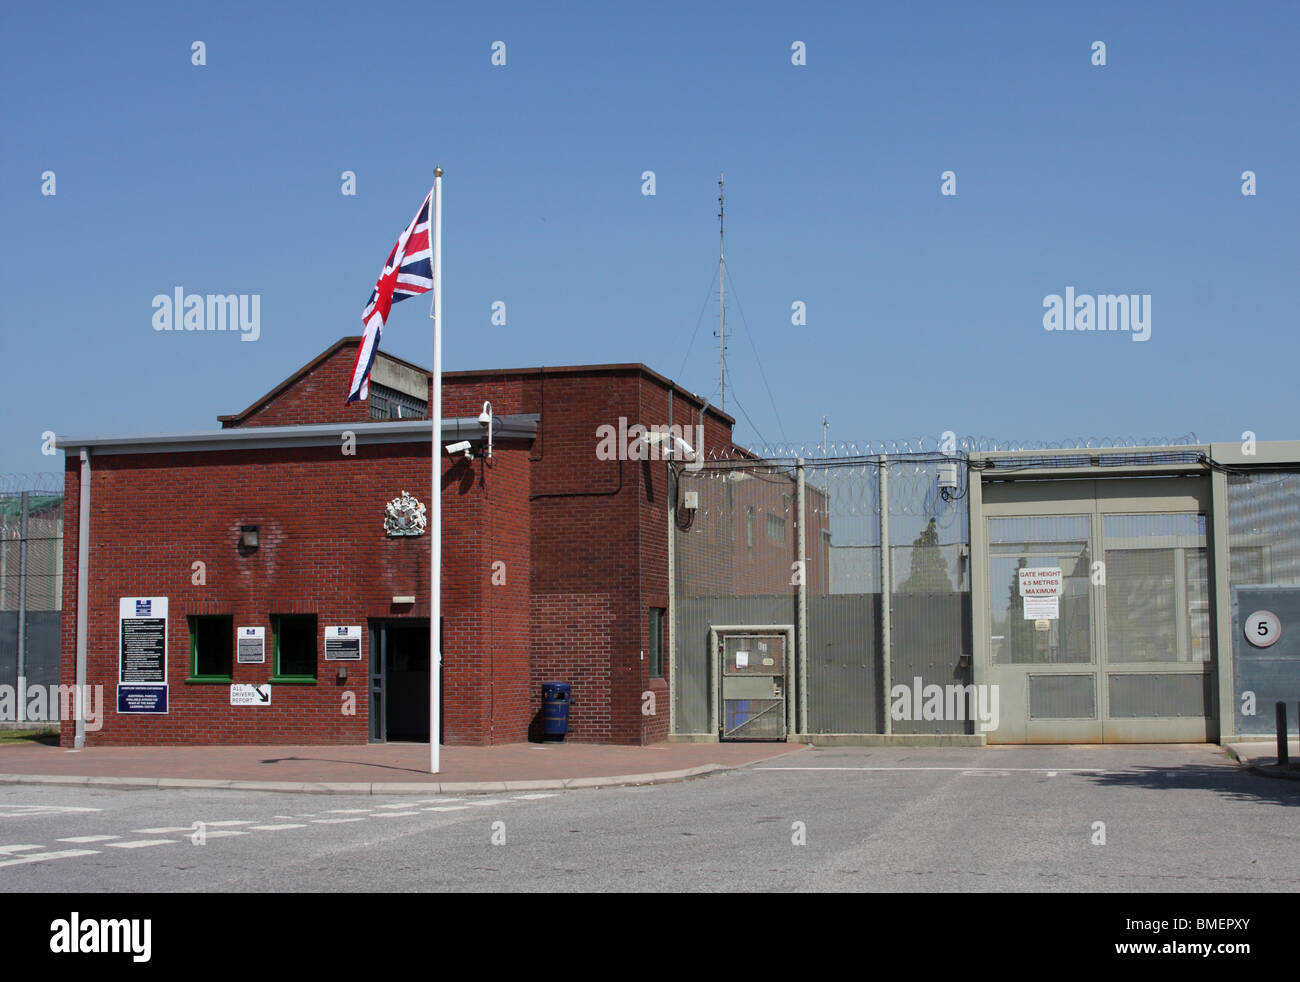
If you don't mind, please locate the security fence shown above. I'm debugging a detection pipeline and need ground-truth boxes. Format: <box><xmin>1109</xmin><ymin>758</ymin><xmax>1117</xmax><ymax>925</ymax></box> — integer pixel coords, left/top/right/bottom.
<box><xmin>672</xmin><ymin>448</ymin><xmax>971</xmax><ymax>737</ymax></box>
<box><xmin>0</xmin><ymin>475</ymin><xmax>64</xmax><ymax>721</ymax></box>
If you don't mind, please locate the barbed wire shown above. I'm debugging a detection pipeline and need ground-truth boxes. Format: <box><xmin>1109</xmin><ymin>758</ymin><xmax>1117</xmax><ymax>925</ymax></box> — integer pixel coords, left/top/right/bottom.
<box><xmin>711</xmin><ymin>432</ymin><xmax>1200</xmax><ymax>461</ymax></box>
<box><xmin>0</xmin><ymin>473</ymin><xmax>64</xmax><ymax>495</ymax></box>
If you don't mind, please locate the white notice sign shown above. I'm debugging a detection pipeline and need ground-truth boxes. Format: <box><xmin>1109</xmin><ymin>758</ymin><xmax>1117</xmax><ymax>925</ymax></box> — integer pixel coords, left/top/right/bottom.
<box><xmin>1024</xmin><ymin>595</ymin><xmax>1060</xmax><ymax>620</ymax></box>
<box><xmin>230</xmin><ymin>684</ymin><xmax>271</xmax><ymax>706</ymax></box>
<box><xmin>1018</xmin><ymin>567</ymin><xmax>1063</xmax><ymax>597</ymax></box>
<box><xmin>734</xmin><ymin>651</ymin><xmax>749</xmax><ymax>668</ymax></box>
<box><xmin>237</xmin><ymin>626</ymin><xmax>265</xmax><ymax>664</ymax></box>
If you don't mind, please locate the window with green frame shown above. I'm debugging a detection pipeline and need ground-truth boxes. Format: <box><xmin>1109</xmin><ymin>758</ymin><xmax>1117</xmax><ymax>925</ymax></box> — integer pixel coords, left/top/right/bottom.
<box><xmin>648</xmin><ymin>607</ymin><xmax>665</xmax><ymax>679</ymax></box>
<box><xmin>271</xmin><ymin>614</ymin><xmax>317</xmax><ymax>683</ymax></box>
<box><xmin>187</xmin><ymin>615</ymin><xmax>233</xmax><ymax>682</ymax></box>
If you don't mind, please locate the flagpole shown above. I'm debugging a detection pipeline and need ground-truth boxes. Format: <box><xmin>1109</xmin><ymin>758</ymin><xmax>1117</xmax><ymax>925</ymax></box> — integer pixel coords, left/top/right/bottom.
<box><xmin>430</xmin><ymin>167</ymin><xmax>443</xmax><ymax>774</ymax></box>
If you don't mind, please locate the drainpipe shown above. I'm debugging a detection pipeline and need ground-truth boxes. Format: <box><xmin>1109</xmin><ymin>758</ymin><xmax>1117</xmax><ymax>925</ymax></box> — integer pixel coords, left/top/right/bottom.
<box><xmin>667</xmin><ymin>389</ymin><xmax>675</xmax><ymax>736</ymax></box>
<box><xmin>880</xmin><ymin>455</ymin><xmax>891</xmax><ymax>735</ymax></box>
<box><xmin>795</xmin><ymin>459</ymin><xmax>807</xmax><ymax>736</ymax></box>
<box><xmin>75</xmin><ymin>449</ymin><xmax>91</xmax><ymax>749</ymax></box>
<box><xmin>17</xmin><ymin>492</ymin><xmax>27</xmax><ymax>724</ymax></box>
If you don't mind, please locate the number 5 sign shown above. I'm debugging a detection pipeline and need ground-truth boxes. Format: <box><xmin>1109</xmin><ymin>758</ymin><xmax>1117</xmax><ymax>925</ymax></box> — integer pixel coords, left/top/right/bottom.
<box><xmin>1244</xmin><ymin>610</ymin><xmax>1281</xmax><ymax>648</ymax></box>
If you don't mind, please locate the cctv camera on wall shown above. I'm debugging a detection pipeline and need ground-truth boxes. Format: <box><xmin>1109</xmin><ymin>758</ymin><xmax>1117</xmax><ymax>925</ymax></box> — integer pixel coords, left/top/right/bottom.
<box><xmin>445</xmin><ymin>440</ymin><xmax>472</xmax><ymax>459</ymax></box>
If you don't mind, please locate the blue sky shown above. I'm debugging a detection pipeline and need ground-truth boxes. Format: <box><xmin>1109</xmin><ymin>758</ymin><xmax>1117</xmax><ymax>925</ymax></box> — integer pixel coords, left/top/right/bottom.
<box><xmin>2</xmin><ymin>0</ymin><xmax>1296</xmax><ymax>478</ymax></box>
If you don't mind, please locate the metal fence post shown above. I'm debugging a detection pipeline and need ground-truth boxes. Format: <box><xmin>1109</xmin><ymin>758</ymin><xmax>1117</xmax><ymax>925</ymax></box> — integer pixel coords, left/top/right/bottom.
<box><xmin>1277</xmin><ymin>702</ymin><xmax>1289</xmax><ymax>765</ymax></box>
<box><xmin>880</xmin><ymin>455</ymin><xmax>891</xmax><ymax>735</ymax></box>
<box><xmin>17</xmin><ymin>491</ymin><xmax>27</xmax><ymax>724</ymax></box>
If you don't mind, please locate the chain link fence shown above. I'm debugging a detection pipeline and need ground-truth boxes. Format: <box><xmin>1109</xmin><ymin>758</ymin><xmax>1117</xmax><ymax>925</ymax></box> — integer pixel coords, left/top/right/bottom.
<box><xmin>0</xmin><ymin>475</ymin><xmax>65</xmax><ymax>723</ymax></box>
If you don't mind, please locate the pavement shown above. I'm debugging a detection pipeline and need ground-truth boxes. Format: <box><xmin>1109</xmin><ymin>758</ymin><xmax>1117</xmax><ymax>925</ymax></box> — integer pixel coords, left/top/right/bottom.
<box><xmin>1224</xmin><ymin>739</ymin><xmax>1300</xmax><ymax>780</ymax></box>
<box><xmin>0</xmin><ymin>735</ymin><xmax>1289</xmax><ymax>796</ymax></box>
<box><xmin>0</xmin><ymin>737</ymin><xmax>809</xmax><ymax>794</ymax></box>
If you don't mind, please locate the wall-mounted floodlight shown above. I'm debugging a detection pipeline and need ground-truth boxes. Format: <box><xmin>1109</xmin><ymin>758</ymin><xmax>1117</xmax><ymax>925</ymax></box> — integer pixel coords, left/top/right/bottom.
<box><xmin>477</xmin><ymin>401</ymin><xmax>494</xmax><ymax>459</ymax></box>
<box><xmin>240</xmin><ymin>525</ymin><xmax>259</xmax><ymax>549</ymax></box>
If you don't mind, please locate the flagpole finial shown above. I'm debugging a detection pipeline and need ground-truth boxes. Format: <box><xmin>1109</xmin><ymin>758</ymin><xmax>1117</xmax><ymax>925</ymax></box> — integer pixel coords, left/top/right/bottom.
<box><xmin>434</xmin><ymin>167</ymin><xmax>443</xmax><ymax>177</ymax></box>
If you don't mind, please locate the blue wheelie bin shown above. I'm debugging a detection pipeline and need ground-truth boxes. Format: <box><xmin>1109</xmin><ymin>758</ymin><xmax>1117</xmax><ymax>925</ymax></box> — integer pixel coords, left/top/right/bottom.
<box><xmin>542</xmin><ymin>682</ymin><xmax>572</xmax><ymax>741</ymax></box>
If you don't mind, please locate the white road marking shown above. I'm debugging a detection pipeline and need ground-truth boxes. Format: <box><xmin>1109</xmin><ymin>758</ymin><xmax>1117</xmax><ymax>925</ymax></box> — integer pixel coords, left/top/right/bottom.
<box><xmin>512</xmin><ymin>793</ymin><xmax>559</xmax><ymax>800</ymax></box>
<box><xmin>133</xmin><ymin>826</ymin><xmax>195</xmax><ymax>834</ymax></box>
<box><xmin>466</xmin><ymin>799</ymin><xmax>510</xmax><ymax>807</ymax></box>
<box><xmin>756</xmin><ymin>766</ymin><xmax>1109</xmax><ymax>773</ymax></box>
<box><xmin>377</xmin><ymin>803</ymin><xmax>420</xmax><ymax>809</ymax></box>
<box><xmin>1046</xmin><ymin>771</ymin><xmax>1058</xmax><ymax>778</ymax></box>
<box><xmin>203</xmin><ymin>830</ymin><xmax>249</xmax><ymax>838</ymax></box>
<box><xmin>0</xmin><ymin>844</ymin><xmax>44</xmax><ymax>854</ymax></box>
<box><xmin>424</xmin><ymin>806</ymin><xmax>470</xmax><ymax>812</ymax></box>
<box><xmin>312</xmin><ymin>818</ymin><xmax>367</xmax><ymax>825</ymax></box>
<box><xmin>57</xmin><ymin>835</ymin><xmax>120</xmax><ymax>843</ymax></box>
<box><xmin>204</xmin><ymin>821</ymin><xmax>255</xmax><ymax>827</ymax></box>
<box><xmin>106</xmin><ymin>839</ymin><xmax>177</xmax><ymax>849</ymax></box>
<box><xmin>0</xmin><ymin>849</ymin><xmax>99</xmax><ymax>868</ymax></box>
<box><xmin>370</xmin><ymin>811</ymin><xmax>420</xmax><ymax>818</ymax></box>
<box><xmin>0</xmin><ymin>805</ymin><xmax>101</xmax><ymax>818</ymax></box>
<box><xmin>324</xmin><ymin>809</ymin><xmax>372</xmax><ymax>814</ymax></box>
<box><xmin>248</xmin><ymin>824</ymin><xmax>307</xmax><ymax>831</ymax></box>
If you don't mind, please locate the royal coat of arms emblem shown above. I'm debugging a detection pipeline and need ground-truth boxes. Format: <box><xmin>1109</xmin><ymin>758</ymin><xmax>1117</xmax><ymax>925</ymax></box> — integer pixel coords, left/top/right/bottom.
<box><xmin>384</xmin><ymin>490</ymin><xmax>427</xmax><ymax>537</ymax></box>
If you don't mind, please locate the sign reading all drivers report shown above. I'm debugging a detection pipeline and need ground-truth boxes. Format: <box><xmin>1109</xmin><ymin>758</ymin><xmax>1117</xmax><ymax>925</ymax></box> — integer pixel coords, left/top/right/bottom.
<box><xmin>118</xmin><ymin>597</ymin><xmax>168</xmax><ymax>714</ymax></box>
<box><xmin>324</xmin><ymin>625</ymin><xmax>362</xmax><ymax>661</ymax></box>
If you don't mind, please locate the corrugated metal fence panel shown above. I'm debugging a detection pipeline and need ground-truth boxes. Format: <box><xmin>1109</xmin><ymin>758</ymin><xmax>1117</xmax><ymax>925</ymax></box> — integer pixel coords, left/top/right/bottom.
<box><xmin>890</xmin><ymin>592</ymin><xmax>971</xmax><ymax>734</ymax></box>
<box><xmin>0</xmin><ymin>611</ymin><xmax>62</xmax><ymax>690</ymax></box>
<box><xmin>807</xmin><ymin>592</ymin><xmax>880</xmax><ymax>732</ymax></box>
<box><xmin>1233</xmin><ymin>585</ymin><xmax>1300</xmax><ymax>735</ymax></box>
<box><xmin>1226</xmin><ymin>474</ymin><xmax>1300</xmax><ymax>735</ymax></box>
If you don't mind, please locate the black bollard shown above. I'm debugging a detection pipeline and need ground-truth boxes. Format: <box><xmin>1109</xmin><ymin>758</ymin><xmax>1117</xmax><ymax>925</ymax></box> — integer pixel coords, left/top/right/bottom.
<box><xmin>1277</xmin><ymin>702</ymin><xmax>1289</xmax><ymax>766</ymax></box>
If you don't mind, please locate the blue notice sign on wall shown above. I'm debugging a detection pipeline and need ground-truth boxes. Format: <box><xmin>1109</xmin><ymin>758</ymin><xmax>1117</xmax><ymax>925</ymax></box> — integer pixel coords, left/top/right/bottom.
<box><xmin>117</xmin><ymin>685</ymin><xmax>168</xmax><ymax>714</ymax></box>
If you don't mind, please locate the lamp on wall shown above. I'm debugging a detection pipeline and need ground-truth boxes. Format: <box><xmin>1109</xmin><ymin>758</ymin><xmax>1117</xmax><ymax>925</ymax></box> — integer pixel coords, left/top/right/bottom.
<box><xmin>240</xmin><ymin>525</ymin><xmax>259</xmax><ymax>549</ymax></box>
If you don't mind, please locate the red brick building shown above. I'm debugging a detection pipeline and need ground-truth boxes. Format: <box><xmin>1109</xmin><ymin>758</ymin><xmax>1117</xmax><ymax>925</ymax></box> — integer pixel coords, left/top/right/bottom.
<box><xmin>59</xmin><ymin>338</ymin><xmax>735</xmax><ymax>747</ymax></box>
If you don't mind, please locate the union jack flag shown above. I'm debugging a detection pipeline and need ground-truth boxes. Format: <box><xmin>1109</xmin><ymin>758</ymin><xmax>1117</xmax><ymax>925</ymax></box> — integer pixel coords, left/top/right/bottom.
<box><xmin>346</xmin><ymin>190</ymin><xmax>434</xmax><ymax>403</ymax></box>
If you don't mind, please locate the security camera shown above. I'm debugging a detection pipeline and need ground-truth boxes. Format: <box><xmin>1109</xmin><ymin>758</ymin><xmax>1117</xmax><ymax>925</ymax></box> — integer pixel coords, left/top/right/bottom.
<box><xmin>445</xmin><ymin>440</ymin><xmax>472</xmax><ymax>458</ymax></box>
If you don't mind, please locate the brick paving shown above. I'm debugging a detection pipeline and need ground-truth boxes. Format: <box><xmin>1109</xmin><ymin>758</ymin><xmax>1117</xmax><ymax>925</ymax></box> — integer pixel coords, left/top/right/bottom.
<box><xmin>0</xmin><ymin>739</ymin><xmax>806</xmax><ymax>785</ymax></box>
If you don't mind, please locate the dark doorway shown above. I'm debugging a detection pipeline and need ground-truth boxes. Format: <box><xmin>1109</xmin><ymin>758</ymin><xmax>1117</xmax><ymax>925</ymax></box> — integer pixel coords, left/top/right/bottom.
<box><xmin>369</xmin><ymin>619</ymin><xmax>441</xmax><ymax>743</ymax></box>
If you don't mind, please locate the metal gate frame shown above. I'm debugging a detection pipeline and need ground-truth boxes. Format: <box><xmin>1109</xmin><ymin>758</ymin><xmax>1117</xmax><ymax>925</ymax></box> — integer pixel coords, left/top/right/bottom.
<box><xmin>708</xmin><ymin>623</ymin><xmax>794</xmax><ymax>740</ymax></box>
<box><xmin>972</xmin><ymin>473</ymin><xmax>1216</xmax><ymax>743</ymax></box>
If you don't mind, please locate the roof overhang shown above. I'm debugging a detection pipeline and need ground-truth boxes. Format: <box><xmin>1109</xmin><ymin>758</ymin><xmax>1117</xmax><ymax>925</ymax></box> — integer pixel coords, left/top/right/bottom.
<box><xmin>59</xmin><ymin>415</ymin><xmax>539</xmax><ymax>457</ymax></box>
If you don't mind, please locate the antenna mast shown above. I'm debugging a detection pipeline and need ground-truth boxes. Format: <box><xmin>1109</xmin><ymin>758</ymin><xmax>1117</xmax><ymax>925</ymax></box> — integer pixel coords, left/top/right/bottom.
<box><xmin>716</xmin><ymin>172</ymin><xmax>726</xmax><ymax>413</ymax></box>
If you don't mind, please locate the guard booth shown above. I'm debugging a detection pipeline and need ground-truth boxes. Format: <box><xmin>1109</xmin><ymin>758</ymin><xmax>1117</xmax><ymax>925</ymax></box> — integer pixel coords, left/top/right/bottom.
<box><xmin>711</xmin><ymin>624</ymin><xmax>791</xmax><ymax>741</ymax></box>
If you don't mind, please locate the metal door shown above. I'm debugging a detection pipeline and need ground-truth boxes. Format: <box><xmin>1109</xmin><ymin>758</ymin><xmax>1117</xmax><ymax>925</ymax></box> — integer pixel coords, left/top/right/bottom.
<box><xmin>718</xmin><ymin>631</ymin><xmax>787</xmax><ymax>740</ymax></box>
<box><xmin>983</xmin><ymin>477</ymin><xmax>1214</xmax><ymax>742</ymax></box>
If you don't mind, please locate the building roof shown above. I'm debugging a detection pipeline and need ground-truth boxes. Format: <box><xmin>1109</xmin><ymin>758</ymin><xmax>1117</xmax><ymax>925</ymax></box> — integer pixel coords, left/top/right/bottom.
<box><xmin>216</xmin><ymin>337</ymin><xmax>736</xmax><ymax>428</ymax></box>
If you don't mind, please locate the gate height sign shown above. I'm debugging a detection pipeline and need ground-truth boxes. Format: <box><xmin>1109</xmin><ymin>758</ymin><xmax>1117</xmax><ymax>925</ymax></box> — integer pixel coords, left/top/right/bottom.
<box><xmin>118</xmin><ymin>596</ymin><xmax>168</xmax><ymax>714</ymax></box>
<box><xmin>1018</xmin><ymin>567</ymin><xmax>1063</xmax><ymax>620</ymax></box>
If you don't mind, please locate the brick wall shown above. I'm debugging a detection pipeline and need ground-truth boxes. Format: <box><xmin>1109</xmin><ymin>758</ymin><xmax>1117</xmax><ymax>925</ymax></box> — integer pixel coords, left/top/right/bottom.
<box><xmin>60</xmin><ymin>439</ymin><xmax>532</xmax><ymax>747</ymax></box>
<box><xmin>62</xmin><ymin>339</ymin><xmax>735</xmax><ymax>747</ymax></box>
